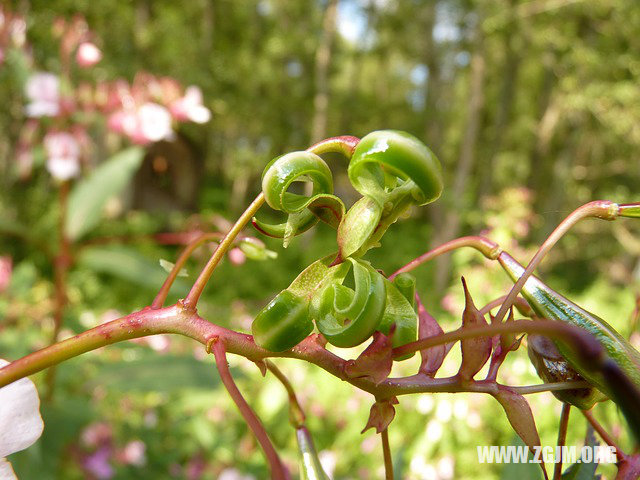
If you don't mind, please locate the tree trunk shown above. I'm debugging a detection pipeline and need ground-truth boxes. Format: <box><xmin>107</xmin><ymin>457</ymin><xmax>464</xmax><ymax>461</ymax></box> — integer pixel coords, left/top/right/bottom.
<box><xmin>479</xmin><ymin>0</ymin><xmax>520</xmax><ymax>197</ymax></box>
<box><xmin>432</xmin><ymin>28</ymin><xmax>487</xmax><ymax>293</ymax></box>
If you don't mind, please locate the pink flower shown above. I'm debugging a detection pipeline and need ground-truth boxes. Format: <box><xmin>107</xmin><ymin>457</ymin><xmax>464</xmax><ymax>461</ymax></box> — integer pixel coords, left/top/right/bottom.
<box><xmin>25</xmin><ymin>72</ymin><xmax>60</xmax><ymax>117</ymax></box>
<box><xmin>107</xmin><ymin>110</ymin><xmax>138</xmax><ymax>137</ymax></box>
<box><xmin>0</xmin><ymin>257</ymin><xmax>11</xmax><ymax>293</ymax></box>
<box><xmin>121</xmin><ymin>440</ymin><xmax>146</xmax><ymax>467</ymax></box>
<box><xmin>135</xmin><ymin>103</ymin><xmax>173</xmax><ymax>143</ymax></box>
<box><xmin>44</xmin><ymin>131</ymin><xmax>81</xmax><ymax>180</ymax></box>
<box><xmin>228</xmin><ymin>248</ymin><xmax>246</xmax><ymax>266</ymax></box>
<box><xmin>76</xmin><ymin>42</ymin><xmax>102</xmax><ymax>68</ymax></box>
<box><xmin>169</xmin><ymin>86</ymin><xmax>211</xmax><ymax>124</ymax></box>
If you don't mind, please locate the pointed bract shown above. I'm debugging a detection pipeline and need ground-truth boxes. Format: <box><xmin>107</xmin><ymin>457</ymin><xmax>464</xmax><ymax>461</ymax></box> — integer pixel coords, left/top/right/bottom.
<box><xmin>457</xmin><ymin>278</ymin><xmax>492</xmax><ymax>380</ymax></box>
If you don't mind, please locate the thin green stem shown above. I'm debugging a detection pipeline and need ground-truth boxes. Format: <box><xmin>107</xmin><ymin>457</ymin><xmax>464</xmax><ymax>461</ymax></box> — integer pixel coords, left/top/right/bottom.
<box><xmin>618</xmin><ymin>202</ymin><xmax>640</xmax><ymax>218</ymax></box>
<box><xmin>151</xmin><ymin>232</ymin><xmax>222</xmax><ymax>309</ymax></box>
<box><xmin>553</xmin><ymin>403</ymin><xmax>571</xmax><ymax>480</ymax></box>
<box><xmin>381</xmin><ymin>427</ymin><xmax>394</xmax><ymax>480</ymax></box>
<box><xmin>210</xmin><ymin>339</ymin><xmax>288</xmax><ymax>480</ymax></box>
<box><xmin>183</xmin><ymin>192</ymin><xmax>265</xmax><ymax>311</ymax></box>
<box><xmin>511</xmin><ymin>381</ymin><xmax>590</xmax><ymax>395</ymax></box>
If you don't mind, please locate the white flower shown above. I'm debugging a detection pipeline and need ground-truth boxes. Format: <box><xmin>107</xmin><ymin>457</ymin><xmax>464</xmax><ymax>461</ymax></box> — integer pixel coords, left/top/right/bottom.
<box><xmin>24</xmin><ymin>73</ymin><xmax>60</xmax><ymax>118</ymax></box>
<box><xmin>0</xmin><ymin>359</ymin><xmax>44</xmax><ymax>480</ymax></box>
<box><xmin>76</xmin><ymin>42</ymin><xmax>102</xmax><ymax>68</ymax></box>
<box><xmin>44</xmin><ymin>132</ymin><xmax>81</xmax><ymax>180</ymax></box>
<box><xmin>169</xmin><ymin>86</ymin><xmax>211</xmax><ymax>124</ymax></box>
<box><xmin>136</xmin><ymin>103</ymin><xmax>173</xmax><ymax>143</ymax></box>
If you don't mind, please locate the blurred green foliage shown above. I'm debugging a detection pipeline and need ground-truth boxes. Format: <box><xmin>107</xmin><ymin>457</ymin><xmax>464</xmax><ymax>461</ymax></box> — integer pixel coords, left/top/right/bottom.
<box><xmin>1</xmin><ymin>0</ymin><xmax>640</xmax><ymax>479</ymax></box>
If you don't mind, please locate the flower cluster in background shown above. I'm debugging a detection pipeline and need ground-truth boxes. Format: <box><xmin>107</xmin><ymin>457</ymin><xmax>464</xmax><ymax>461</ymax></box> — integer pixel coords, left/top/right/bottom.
<box><xmin>7</xmin><ymin>6</ymin><xmax>211</xmax><ymax>182</ymax></box>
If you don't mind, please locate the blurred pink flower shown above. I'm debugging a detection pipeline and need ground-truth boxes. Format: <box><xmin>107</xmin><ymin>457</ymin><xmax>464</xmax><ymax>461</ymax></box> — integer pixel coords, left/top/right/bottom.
<box><xmin>25</xmin><ymin>72</ymin><xmax>60</xmax><ymax>117</ymax></box>
<box><xmin>120</xmin><ymin>440</ymin><xmax>146</xmax><ymax>467</ymax></box>
<box><xmin>76</xmin><ymin>42</ymin><xmax>102</xmax><ymax>68</ymax></box>
<box><xmin>0</xmin><ymin>256</ymin><xmax>11</xmax><ymax>293</ymax></box>
<box><xmin>0</xmin><ymin>359</ymin><xmax>44</xmax><ymax>480</ymax></box>
<box><xmin>227</xmin><ymin>248</ymin><xmax>246</xmax><ymax>266</ymax></box>
<box><xmin>110</xmin><ymin>103</ymin><xmax>173</xmax><ymax>145</ymax></box>
<box><xmin>81</xmin><ymin>422</ymin><xmax>112</xmax><ymax>448</ymax></box>
<box><xmin>170</xmin><ymin>86</ymin><xmax>211</xmax><ymax>124</ymax></box>
<box><xmin>107</xmin><ymin>110</ymin><xmax>138</xmax><ymax>137</ymax></box>
<box><xmin>44</xmin><ymin>131</ymin><xmax>81</xmax><ymax>180</ymax></box>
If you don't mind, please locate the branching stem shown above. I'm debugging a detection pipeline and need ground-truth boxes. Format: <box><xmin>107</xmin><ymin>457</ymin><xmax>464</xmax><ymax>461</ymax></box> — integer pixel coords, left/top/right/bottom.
<box><xmin>183</xmin><ymin>192</ymin><xmax>265</xmax><ymax>310</ymax></box>
<box><xmin>210</xmin><ymin>339</ymin><xmax>288</xmax><ymax>479</ymax></box>
<box><xmin>491</xmin><ymin>200</ymin><xmax>619</xmax><ymax>326</ymax></box>
<box><xmin>152</xmin><ymin>232</ymin><xmax>223</xmax><ymax>309</ymax></box>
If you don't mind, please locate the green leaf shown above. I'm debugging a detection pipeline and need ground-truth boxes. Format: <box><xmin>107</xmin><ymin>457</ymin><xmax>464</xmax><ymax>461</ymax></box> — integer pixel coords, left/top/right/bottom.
<box><xmin>77</xmin><ymin>245</ymin><xmax>190</xmax><ymax>293</ymax></box>
<box><xmin>65</xmin><ymin>147</ymin><xmax>144</xmax><ymax>240</ymax></box>
<box><xmin>159</xmin><ymin>258</ymin><xmax>189</xmax><ymax>277</ymax></box>
<box><xmin>561</xmin><ymin>462</ymin><xmax>599</xmax><ymax>480</ymax></box>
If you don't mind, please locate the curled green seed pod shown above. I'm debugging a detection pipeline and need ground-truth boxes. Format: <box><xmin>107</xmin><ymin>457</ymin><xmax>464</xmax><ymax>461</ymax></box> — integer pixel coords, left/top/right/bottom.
<box><xmin>253</xmin><ymin>151</ymin><xmax>345</xmax><ymax>246</ymax></box>
<box><xmin>527</xmin><ymin>334</ymin><xmax>606</xmax><ymax>409</ymax></box>
<box><xmin>252</xmin><ymin>290</ymin><xmax>313</xmax><ymax>352</ymax></box>
<box><xmin>392</xmin><ymin>273</ymin><xmax>417</xmax><ymax>311</ymax></box>
<box><xmin>311</xmin><ymin>258</ymin><xmax>386</xmax><ymax>348</ymax></box>
<box><xmin>252</xmin><ymin>254</ymin><xmax>350</xmax><ymax>352</ymax></box>
<box><xmin>348</xmin><ymin>130</ymin><xmax>443</xmax><ymax>205</ymax></box>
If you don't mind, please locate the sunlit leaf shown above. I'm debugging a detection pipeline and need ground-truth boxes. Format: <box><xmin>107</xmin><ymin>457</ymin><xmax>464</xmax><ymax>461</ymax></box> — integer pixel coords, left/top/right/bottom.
<box><xmin>65</xmin><ymin>147</ymin><xmax>144</xmax><ymax>240</ymax></box>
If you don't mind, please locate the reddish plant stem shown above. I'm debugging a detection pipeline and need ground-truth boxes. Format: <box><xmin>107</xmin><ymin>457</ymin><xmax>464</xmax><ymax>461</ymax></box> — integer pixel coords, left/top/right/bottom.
<box><xmin>389</xmin><ymin>236</ymin><xmax>502</xmax><ymax>280</ymax></box>
<box><xmin>490</xmin><ymin>200</ymin><xmax>619</xmax><ymax>327</ymax></box>
<box><xmin>381</xmin><ymin>427</ymin><xmax>394</xmax><ymax>480</ymax></box>
<box><xmin>151</xmin><ymin>232</ymin><xmax>222</xmax><ymax>309</ymax></box>
<box><xmin>183</xmin><ymin>192</ymin><xmax>265</xmax><ymax>311</ymax></box>
<box><xmin>209</xmin><ymin>339</ymin><xmax>288</xmax><ymax>480</ymax></box>
<box><xmin>306</xmin><ymin>135</ymin><xmax>360</xmax><ymax>157</ymax></box>
<box><xmin>45</xmin><ymin>180</ymin><xmax>72</xmax><ymax>400</ymax></box>
<box><xmin>480</xmin><ymin>295</ymin><xmax>533</xmax><ymax>317</ymax></box>
<box><xmin>581</xmin><ymin>409</ymin><xmax>626</xmax><ymax>462</ymax></box>
<box><xmin>553</xmin><ymin>403</ymin><xmax>571</xmax><ymax>480</ymax></box>
<box><xmin>392</xmin><ymin>319</ymin><xmax>601</xmax><ymax>361</ymax></box>
<box><xmin>0</xmin><ymin>308</ymin><xmax>596</xmax><ymax>400</ymax></box>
